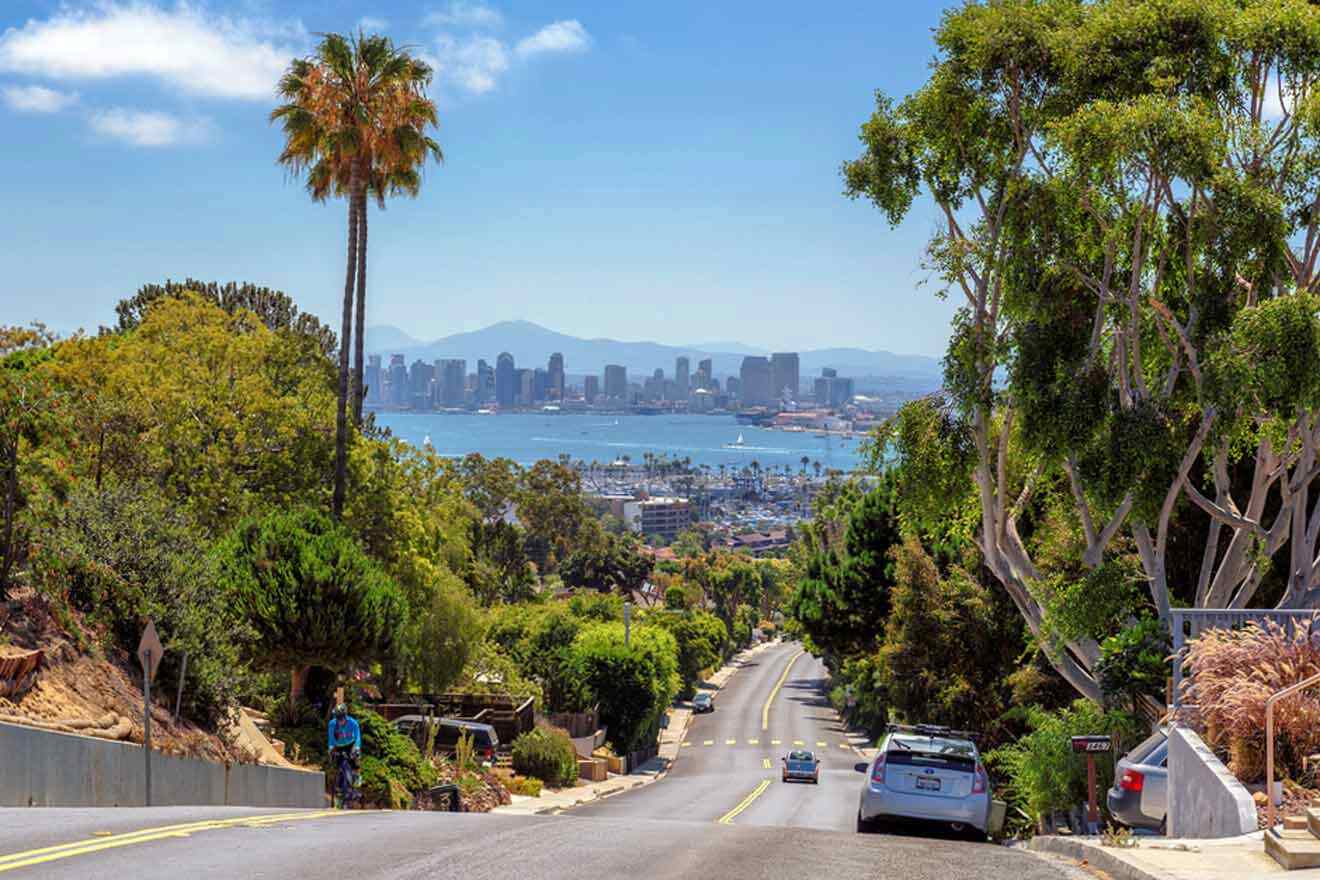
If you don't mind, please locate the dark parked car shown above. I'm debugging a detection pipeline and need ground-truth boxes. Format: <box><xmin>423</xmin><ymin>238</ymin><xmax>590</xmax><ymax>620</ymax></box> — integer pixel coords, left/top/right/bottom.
<box><xmin>692</xmin><ymin>693</ymin><xmax>714</xmax><ymax>713</ymax></box>
<box><xmin>1107</xmin><ymin>729</ymin><xmax>1168</xmax><ymax>833</ymax></box>
<box><xmin>392</xmin><ymin>716</ymin><xmax>500</xmax><ymax>764</ymax></box>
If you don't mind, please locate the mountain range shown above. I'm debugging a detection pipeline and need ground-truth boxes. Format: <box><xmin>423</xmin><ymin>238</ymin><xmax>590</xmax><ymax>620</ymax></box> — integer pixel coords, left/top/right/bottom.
<box><xmin>364</xmin><ymin>320</ymin><xmax>942</xmax><ymax>389</ymax></box>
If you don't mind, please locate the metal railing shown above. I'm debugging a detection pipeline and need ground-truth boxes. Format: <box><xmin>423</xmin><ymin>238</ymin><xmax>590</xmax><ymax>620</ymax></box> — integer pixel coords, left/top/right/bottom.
<box><xmin>1171</xmin><ymin>609</ymin><xmax>1318</xmax><ymax>709</ymax></box>
<box><xmin>1266</xmin><ymin>671</ymin><xmax>1320</xmax><ymax>832</ymax></box>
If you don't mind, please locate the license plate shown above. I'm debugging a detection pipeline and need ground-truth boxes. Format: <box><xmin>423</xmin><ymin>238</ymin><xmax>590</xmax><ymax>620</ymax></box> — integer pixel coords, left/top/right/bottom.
<box><xmin>915</xmin><ymin>776</ymin><xmax>941</xmax><ymax>791</ymax></box>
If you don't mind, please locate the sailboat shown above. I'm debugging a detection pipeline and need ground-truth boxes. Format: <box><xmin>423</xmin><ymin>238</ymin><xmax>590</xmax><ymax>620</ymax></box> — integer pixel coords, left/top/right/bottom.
<box><xmin>723</xmin><ymin>433</ymin><xmax>746</xmax><ymax>449</ymax></box>
<box><xmin>423</xmin><ymin>434</ymin><xmax>432</xmax><ymax>447</ymax></box>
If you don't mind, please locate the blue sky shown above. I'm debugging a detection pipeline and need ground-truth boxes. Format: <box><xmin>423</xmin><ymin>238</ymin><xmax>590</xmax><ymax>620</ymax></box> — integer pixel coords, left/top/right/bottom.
<box><xmin>0</xmin><ymin>1</ymin><xmax>958</xmax><ymax>356</ymax></box>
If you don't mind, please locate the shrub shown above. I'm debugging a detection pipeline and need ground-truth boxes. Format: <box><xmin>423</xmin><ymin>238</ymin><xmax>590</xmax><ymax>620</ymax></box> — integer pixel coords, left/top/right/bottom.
<box><xmin>664</xmin><ymin>586</ymin><xmax>688</xmax><ymax>610</ymax></box>
<box><xmin>511</xmin><ymin>725</ymin><xmax>579</xmax><ymax>787</ymax></box>
<box><xmin>1182</xmin><ymin>618</ymin><xmax>1320</xmax><ymax>779</ymax></box>
<box><xmin>987</xmin><ymin>700</ymin><xmax>1142</xmax><ymax>824</ymax></box>
<box><xmin>644</xmin><ymin>609</ymin><xmax>727</xmax><ymax>699</ymax></box>
<box><xmin>1095</xmin><ymin>618</ymin><xmax>1171</xmax><ymax>712</ymax></box>
<box><xmin>355</xmin><ymin>706</ymin><xmax>437</xmax><ymax>805</ymax></box>
<box><xmin>569</xmin><ymin>622</ymin><xmax>679</xmax><ymax>753</ymax></box>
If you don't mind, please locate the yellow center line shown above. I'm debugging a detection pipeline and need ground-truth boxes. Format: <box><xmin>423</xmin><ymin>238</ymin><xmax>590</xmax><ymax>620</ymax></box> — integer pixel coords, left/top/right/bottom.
<box><xmin>793</xmin><ymin>740</ymin><xmax>805</xmax><ymax>746</ymax></box>
<box><xmin>770</xmin><ymin>739</ymin><xmax>781</xmax><ymax>746</ymax></box>
<box><xmin>816</xmin><ymin>741</ymin><xmax>827</xmax><ymax>748</ymax></box>
<box><xmin>761</xmin><ymin>650</ymin><xmax>804</xmax><ymax>731</ymax></box>
<box><xmin>762</xmin><ymin>758</ymin><xmax>772</xmax><ymax>769</ymax></box>
<box><xmin>703</xmin><ymin>740</ymin><xmax>714</xmax><ymax>746</ymax></box>
<box><xmin>717</xmin><ymin>779</ymin><xmax>771</xmax><ymax>825</ymax></box>
<box><xmin>726</xmin><ymin>739</ymin><xmax>737</xmax><ymax>745</ymax></box>
<box><xmin>0</xmin><ymin>811</ymin><xmax>352</xmax><ymax>874</ymax></box>
<box><xmin>747</xmin><ymin>738</ymin><xmax>759</xmax><ymax>745</ymax></box>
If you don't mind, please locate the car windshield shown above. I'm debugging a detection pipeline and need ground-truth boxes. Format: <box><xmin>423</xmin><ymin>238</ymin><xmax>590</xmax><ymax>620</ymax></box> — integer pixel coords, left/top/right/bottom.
<box><xmin>788</xmin><ymin>750</ymin><xmax>813</xmax><ymax>761</ymax></box>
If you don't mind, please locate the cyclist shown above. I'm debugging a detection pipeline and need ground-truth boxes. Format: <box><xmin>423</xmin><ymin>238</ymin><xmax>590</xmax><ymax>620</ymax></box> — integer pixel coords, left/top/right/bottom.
<box><xmin>327</xmin><ymin>704</ymin><xmax>361</xmax><ymax>805</ymax></box>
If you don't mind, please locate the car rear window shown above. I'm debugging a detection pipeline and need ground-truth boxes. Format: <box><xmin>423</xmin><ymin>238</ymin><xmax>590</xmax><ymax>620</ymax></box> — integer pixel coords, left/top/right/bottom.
<box><xmin>789</xmin><ymin>750</ymin><xmax>813</xmax><ymax>761</ymax></box>
<box><xmin>886</xmin><ymin>736</ymin><xmax>977</xmax><ymax>772</ymax></box>
<box><xmin>1124</xmin><ymin>730</ymin><xmax>1166</xmax><ymax>765</ymax></box>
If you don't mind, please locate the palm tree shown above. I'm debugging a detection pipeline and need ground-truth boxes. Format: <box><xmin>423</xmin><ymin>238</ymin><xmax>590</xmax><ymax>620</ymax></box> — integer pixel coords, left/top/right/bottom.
<box><xmin>272</xmin><ymin>32</ymin><xmax>442</xmax><ymax>514</ymax></box>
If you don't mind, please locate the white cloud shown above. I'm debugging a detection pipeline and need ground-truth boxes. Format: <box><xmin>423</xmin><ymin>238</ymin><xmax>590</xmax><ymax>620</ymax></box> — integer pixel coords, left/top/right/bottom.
<box><xmin>2</xmin><ymin>83</ymin><xmax>77</xmax><ymax>113</ymax></box>
<box><xmin>434</xmin><ymin>33</ymin><xmax>509</xmax><ymax>95</ymax></box>
<box><xmin>514</xmin><ymin>20</ymin><xmax>590</xmax><ymax>58</ymax></box>
<box><xmin>425</xmin><ymin>2</ymin><xmax>503</xmax><ymax>30</ymax></box>
<box><xmin>0</xmin><ymin>2</ymin><xmax>304</xmax><ymax>101</ymax></box>
<box><xmin>356</xmin><ymin>16</ymin><xmax>388</xmax><ymax>32</ymax></box>
<box><xmin>88</xmin><ymin>107</ymin><xmax>209</xmax><ymax>146</ymax></box>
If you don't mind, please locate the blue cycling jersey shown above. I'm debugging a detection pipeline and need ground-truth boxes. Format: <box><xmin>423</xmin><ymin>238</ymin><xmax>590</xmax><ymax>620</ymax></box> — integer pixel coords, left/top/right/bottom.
<box><xmin>328</xmin><ymin>715</ymin><xmax>361</xmax><ymax>751</ymax></box>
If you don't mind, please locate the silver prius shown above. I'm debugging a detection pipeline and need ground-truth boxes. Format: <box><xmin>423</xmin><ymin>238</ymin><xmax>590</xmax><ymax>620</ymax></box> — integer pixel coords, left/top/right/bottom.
<box><xmin>857</xmin><ymin>726</ymin><xmax>990</xmax><ymax>837</ymax></box>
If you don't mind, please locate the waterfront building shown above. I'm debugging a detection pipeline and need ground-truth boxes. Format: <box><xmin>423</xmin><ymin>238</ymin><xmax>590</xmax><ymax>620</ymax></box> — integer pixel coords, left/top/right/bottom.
<box><xmin>516</xmin><ymin>368</ymin><xmax>534</xmax><ymax>406</ymax></box>
<box><xmin>814</xmin><ymin>367</ymin><xmax>854</xmax><ymax>407</ymax></box>
<box><xmin>495</xmin><ymin>352</ymin><xmax>515</xmax><ymax>407</ymax></box>
<box><xmin>675</xmin><ymin>357</ymin><xmax>690</xmax><ymax>397</ymax></box>
<box><xmin>690</xmin><ymin>387</ymin><xmax>715</xmax><ymax>413</ymax></box>
<box><xmin>623</xmin><ymin>496</ymin><xmax>692</xmax><ymax>541</ymax></box>
<box><xmin>388</xmin><ymin>354</ymin><xmax>407</xmax><ymax>407</ymax></box>
<box><xmin>438</xmin><ymin>358</ymin><xmax>466</xmax><ymax>407</ymax></box>
<box><xmin>365</xmin><ymin>355</ymin><xmax>382</xmax><ymax>405</ymax></box>
<box><xmin>739</xmin><ymin>356</ymin><xmax>774</xmax><ymax>408</ymax></box>
<box><xmin>533</xmin><ymin>367</ymin><xmax>550</xmax><ymax>403</ymax></box>
<box><xmin>548</xmin><ymin>352</ymin><xmax>565</xmax><ymax>401</ymax></box>
<box><xmin>771</xmin><ymin>352</ymin><xmax>800</xmax><ymax>402</ymax></box>
<box><xmin>696</xmin><ymin>358</ymin><xmax>713</xmax><ymax>390</ymax></box>
<box><xmin>725</xmin><ymin>375</ymin><xmax>739</xmax><ymax>397</ymax></box>
<box><xmin>583</xmin><ymin>375</ymin><xmax>600</xmax><ymax>404</ymax></box>
<box><xmin>476</xmin><ymin>359</ymin><xmax>495</xmax><ymax>406</ymax></box>
<box><xmin>409</xmin><ymin>359</ymin><xmax>434</xmax><ymax>410</ymax></box>
<box><xmin>604</xmin><ymin>364</ymin><xmax>628</xmax><ymax>401</ymax></box>
<box><xmin>643</xmin><ymin>367</ymin><xmax>665</xmax><ymax>401</ymax></box>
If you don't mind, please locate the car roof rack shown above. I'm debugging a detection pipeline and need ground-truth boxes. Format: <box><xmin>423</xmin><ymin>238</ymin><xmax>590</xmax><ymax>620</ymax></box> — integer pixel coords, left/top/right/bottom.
<box><xmin>885</xmin><ymin>723</ymin><xmax>980</xmax><ymax>740</ymax></box>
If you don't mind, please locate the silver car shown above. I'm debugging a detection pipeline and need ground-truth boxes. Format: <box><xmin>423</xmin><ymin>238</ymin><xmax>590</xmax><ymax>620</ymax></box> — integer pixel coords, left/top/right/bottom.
<box><xmin>1107</xmin><ymin>729</ymin><xmax>1168</xmax><ymax>833</ymax></box>
<box><xmin>857</xmin><ymin>726</ymin><xmax>990</xmax><ymax>836</ymax></box>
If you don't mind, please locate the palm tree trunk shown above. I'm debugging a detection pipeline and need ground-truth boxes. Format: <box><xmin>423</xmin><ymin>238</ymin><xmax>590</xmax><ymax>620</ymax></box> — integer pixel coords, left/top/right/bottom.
<box><xmin>332</xmin><ymin>168</ymin><xmax>362</xmax><ymax>518</ymax></box>
<box><xmin>352</xmin><ymin>177</ymin><xmax>369</xmax><ymax>427</ymax></box>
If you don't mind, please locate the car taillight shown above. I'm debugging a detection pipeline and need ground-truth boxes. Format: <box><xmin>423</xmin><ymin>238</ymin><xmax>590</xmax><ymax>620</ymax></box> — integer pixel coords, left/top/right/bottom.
<box><xmin>1120</xmin><ymin>769</ymin><xmax>1144</xmax><ymax>792</ymax></box>
<box><xmin>972</xmin><ymin>765</ymin><xmax>988</xmax><ymax>795</ymax></box>
<box><xmin>871</xmin><ymin>754</ymin><xmax>886</xmax><ymax>785</ymax></box>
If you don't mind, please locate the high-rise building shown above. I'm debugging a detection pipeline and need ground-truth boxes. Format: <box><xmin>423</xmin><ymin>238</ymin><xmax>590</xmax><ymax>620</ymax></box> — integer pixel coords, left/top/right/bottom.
<box><xmin>603</xmin><ymin>365</ymin><xmax>628</xmax><ymax>401</ymax></box>
<box><xmin>548</xmin><ymin>352</ymin><xmax>565</xmax><ymax>401</ymax></box>
<box><xmin>408</xmin><ymin>359</ymin><xmax>434</xmax><ymax>410</ymax></box>
<box><xmin>643</xmin><ymin>368</ymin><xmax>665</xmax><ymax>401</ymax></box>
<box><xmin>675</xmin><ymin>357</ymin><xmax>690</xmax><ymax>397</ymax></box>
<box><xmin>739</xmin><ymin>356</ymin><xmax>773</xmax><ymax>407</ymax></box>
<box><xmin>583</xmin><ymin>375</ymin><xmax>600</xmax><ymax>404</ymax></box>
<box><xmin>365</xmin><ymin>355</ymin><xmax>382</xmax><ymax>405</ymax></box>
<box><xmin>495</xmin><ymin>352</ymin><xmax>515</xmax><ymax>407</ymax></box>
<box><xmin>476</xmin><ymin>359</ymin><xmax>495</xmax><ymax>405</ymax></box>
<box><xmin>725</xmin><ymin>376</ymin><xmax>739</xmax><ymax>396</ymax></box>
<box><xmin>533</xmin><ymin>367</ymin><xmax>550</xmax><ymax>403</ymax></box>
<box><xmin>438</xmin><ymin>359</ymin><xmax>466</xmax><ymax>406</ymax></box>
<box><xmin>388</xmin><ymin>354</ymin><xmax>407</xmax><ymax>406</ymax></box>
<box><xmin>814</xmin><ymin>368</ymin><xmax>854</xmax><ymax>407</ymax></box>
<box><xmin>696</xmin><ymin>358</ymin><xmax>713</xmax><ymax>390</ymax></box>
<box><xmin>771</xmin><ymin>352</ymin><xmax>800</xmax><ymax>402</ymax></box>
<box><xmin>517</xmin><ymin>369</ymin><xmax>534</xmax><ymax>406</ymax></box>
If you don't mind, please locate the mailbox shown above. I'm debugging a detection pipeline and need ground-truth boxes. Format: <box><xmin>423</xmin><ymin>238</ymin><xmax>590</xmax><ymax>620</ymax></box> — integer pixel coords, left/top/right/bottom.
<box><xmin>1070</xmin><ymin>735</ymin><xmax>1112</xmax><ymax>754</ymax></box>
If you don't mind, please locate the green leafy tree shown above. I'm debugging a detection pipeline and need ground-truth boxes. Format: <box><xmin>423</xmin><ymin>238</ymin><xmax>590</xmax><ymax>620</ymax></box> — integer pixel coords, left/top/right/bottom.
<box><xmin>645</xmin><ymin>609</ymin><xmax>728</xmax><ymax>698</ymax></box>
<box><xmin>214</xmin><ymin>507</ymin><xmax>406</xmax><ymax>703</ymax></box>
<box><xmin>561</xmin><ymin>532</ymin><xmax>654</xmax><ymax>595</ymax></box>
<box><xmin>844</xmin><ymin>0</ymin><xmax>1320</xmax><ymax>700</ymax></box>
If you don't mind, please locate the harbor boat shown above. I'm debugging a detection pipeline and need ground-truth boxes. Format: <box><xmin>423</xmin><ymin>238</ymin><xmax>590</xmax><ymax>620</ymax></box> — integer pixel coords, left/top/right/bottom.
<box><xmin>423</xmin><ymin>434</ymin><xmax>432</xmax><ymax>447</ymax></box>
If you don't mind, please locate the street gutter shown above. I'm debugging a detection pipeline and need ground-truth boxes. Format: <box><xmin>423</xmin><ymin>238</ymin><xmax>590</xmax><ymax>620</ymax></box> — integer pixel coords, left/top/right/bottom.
<box><xmin>1027</xmin><ymin>836</ymin><xmax>1178</xmax><ymax>880</ymax></box>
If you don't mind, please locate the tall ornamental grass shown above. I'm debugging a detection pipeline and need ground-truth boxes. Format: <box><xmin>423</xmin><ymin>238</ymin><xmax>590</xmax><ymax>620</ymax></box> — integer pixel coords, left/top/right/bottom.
<box><xmin>1182</xmin><ymin>618</ymin><xmax>1320</xmax><ymax>780</ymax></box>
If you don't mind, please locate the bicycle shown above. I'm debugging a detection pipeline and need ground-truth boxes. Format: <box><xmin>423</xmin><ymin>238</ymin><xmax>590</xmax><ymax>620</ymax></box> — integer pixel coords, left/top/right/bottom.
<box><xmin>331</xmin><ymin>746</ymin><xmax>361</xmax><ymax>809</ymax></box>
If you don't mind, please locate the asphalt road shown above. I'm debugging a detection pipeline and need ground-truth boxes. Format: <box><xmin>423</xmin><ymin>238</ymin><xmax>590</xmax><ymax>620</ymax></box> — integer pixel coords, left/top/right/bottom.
<box><xmin>0</xmin><ymin>641</ymin><xmax>1073</xmax><ymax>879</ymax></box>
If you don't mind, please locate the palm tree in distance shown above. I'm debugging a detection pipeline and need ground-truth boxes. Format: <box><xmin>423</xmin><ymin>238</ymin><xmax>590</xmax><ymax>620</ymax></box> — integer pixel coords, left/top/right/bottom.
<box><xmin>272</xmin><ymin>31</ymin><xmax>442</xmax><ymax>514</ymax></box>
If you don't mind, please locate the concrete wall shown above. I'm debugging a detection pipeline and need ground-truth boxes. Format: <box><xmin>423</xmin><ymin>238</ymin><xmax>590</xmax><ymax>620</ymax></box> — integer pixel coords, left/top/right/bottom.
<box><xmin>0</xmin><ymin>721</ymin><xmax>324</xmax><ymax>808</ymax></box>
<box><xmin>1167</xmin><ymin>724</ymin><xmax>1257</xmax><ymax>838</ymax></box>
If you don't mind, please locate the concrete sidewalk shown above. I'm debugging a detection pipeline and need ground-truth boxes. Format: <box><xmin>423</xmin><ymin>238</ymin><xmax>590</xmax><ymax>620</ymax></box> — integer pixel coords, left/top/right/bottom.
<box><xmin>1030</xmin><ymin>831</ymin><xmax>1308</xmax><ymax>879</ymax></box>
<box><xmin>492</xmin><ymin>638</ymin><xmax>781</xmax><ymax>817</ymax></box>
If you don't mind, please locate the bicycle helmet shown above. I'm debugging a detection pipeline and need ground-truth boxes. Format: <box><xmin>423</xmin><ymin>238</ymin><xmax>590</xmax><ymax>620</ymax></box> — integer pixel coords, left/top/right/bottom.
<box><xmin>333</xmin><ymin>703</ymin><xmax>348</xmax><ymax>720</ymax></box>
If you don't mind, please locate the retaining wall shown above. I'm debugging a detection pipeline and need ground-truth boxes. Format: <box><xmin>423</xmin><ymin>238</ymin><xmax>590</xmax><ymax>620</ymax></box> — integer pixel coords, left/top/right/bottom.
<box><xmin>0</xmin><ymin>721</ymin><xmax>324</xmax><ymax>808</ymax></box>
<box><xmin>1167</xmin><ymin>724</ymin><xmax>1257</xmax><ymax>838</ymax></box>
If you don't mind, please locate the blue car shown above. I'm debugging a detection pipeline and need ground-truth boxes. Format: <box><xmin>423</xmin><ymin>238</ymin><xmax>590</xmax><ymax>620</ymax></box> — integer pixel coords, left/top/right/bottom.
<box><xmin>858</xmin><ymin>725</ymin><xmax>990</xmax><ymax>837</ymax></box>
<box><xmin>782</xmin><ymin>749</ymin><xmax>819</xmax><ymax>784</ymax></box>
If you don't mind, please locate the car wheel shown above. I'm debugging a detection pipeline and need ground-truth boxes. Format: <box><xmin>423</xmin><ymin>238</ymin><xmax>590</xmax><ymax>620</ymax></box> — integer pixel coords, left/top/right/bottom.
<box><xmin>1159</xmin><ymin>816</ymin><xmax>1167</xmax><ymax>836</ymax></box>
<box><xmin>857</xmin><ymin>811</ymin><xmax>871</xmax><ymax>833</ymax></box>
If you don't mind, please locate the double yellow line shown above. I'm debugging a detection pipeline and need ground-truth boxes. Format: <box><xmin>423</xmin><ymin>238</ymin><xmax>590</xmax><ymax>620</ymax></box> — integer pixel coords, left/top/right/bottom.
<box><xmin>761</xmin><ymin>650</ymin><xmax>803</xmax><ymax>730</ymax></box>
<box><xmin>716</xmin><ymin>779</ymin><xmax>771</xmax><ymax>825</ymax></box>
<box><xmin>0</xmin><ymin>810</ymin><xmax>351</xmax><ymax>873</ymax></box>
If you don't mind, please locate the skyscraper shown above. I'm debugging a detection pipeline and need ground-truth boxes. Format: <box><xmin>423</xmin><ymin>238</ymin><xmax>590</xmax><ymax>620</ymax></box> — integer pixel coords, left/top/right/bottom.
<box><xmin>388</xmin><ymin>354</ymin><xmax>407</xmax><ymax>407</ymax></box>
<box><xmin>696</xmin><ymin>358</ymin><xmax>713</xmax><ymax>390</ymax></box>
<box><xmin>408</xmin><ymin>359</ymin><xmax>434</xmax><ymax>410</ymax></box>
<box><xmin>739</xmin><ymin>356</ymin><xmax>773</xmax><ymax>407</ymax></box>
<box><xmin>517</xmin><ymin>369</ymin><xmax>534</xmax><ymax>406</ymax></box>
<box><xmin>533</xmin><ymin>367</ymin><xmax>550</xmax><ymax>403</ymax></box>
<box><xmin>476</xmin><ymin>359</ymin><xmax>495</xmax><ymax>405</ymax></box>
<box><xmin>548</xmin><ymin>352</ymin><xmax>565</xmax><ymax>401</ymax></box>
<box><xmin>495</xmin><ymin>352</ymin><xmax>515</xmax><ymax>407</ymax></box>
<box><xmin>583</xmin><ymin>375</ymin><xmax>600</xmax><ymax>404</ymax></box>
<box><xmin>438</xmin><ymin>359</ymin><xmax>466</xmax><ymax>406</ymax></box>
<box><xmin>604</xmin><ymin>364</ymin><xmax>627</xmax><ymax>401</ymax></box>
<box><xmin>675</xmin><ymin>356</ymin><xmax>690</xmax><ymax>397</ymax></box>
<box><xmin>771</xmin><ymin>352</ymin><xmax>800</xmax><ymax>402</ymax></box>
<box><xmin>365</xmin><ymin>355</ymin><xmax>382</xmax><ymax>405</ymax></box>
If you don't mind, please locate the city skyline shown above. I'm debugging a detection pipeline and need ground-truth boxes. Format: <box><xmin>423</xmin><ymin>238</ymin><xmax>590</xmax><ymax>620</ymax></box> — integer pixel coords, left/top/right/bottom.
<box><xmin>0</xmin><ymin>0</ymin><xmax>961</xmax><ymax>355</ymax></box>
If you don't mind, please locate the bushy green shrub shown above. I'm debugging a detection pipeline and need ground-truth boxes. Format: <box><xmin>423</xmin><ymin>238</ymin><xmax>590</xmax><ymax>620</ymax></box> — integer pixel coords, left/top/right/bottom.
<box><xmin>986</xmin><ymin>700</ymin><xmax>1142</xmax><ymax>824</ymax></box>
<box><xmin>511</xmin><ymin>725</ymin><xmax>579</xmax><ymax>787</ymax></box>
<box><xmin>355</xmin><ymin>706</ymin><xmax>437</xmax><ymax>806</ymax></box>
<box><xmin>1096</xmin><ymin>618</ymin><xmax>1171</xmax><ymax>711</ymax></box>
<box><xmin>644</xmin><ymin>609</ymin><xmax>727</xmax><ymax>699</ymax></box>
<box><xmin>569</xmin><ymin>622</ymin><xmax>679</xmax><ymax>753</ymax></box>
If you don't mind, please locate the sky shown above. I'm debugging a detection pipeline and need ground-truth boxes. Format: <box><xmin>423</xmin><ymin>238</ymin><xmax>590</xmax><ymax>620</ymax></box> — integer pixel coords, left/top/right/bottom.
<box><xmin>0</xmin><ymin>1</ymin><xmax>960</xmax><ymax>356</ymax></box>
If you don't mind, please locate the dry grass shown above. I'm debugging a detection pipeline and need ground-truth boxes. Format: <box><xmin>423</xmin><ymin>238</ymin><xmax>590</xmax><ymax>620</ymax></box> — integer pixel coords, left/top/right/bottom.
<box><xmin>1182</xmin><ymin>617</ymin><xmax>1320</xmax><ymax>780</ymax></box>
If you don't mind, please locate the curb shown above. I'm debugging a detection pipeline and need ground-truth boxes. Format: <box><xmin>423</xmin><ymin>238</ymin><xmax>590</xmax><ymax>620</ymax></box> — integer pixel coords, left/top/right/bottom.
<box><xmin>1028</xmin><ymin>836</ymin><xmax>1178</xmax><ymax>880</ymax></box>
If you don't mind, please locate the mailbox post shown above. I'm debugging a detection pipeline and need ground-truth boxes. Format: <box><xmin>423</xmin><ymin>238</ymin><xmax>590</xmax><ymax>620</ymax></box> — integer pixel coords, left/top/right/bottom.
<box><xmin>1071</xmin><ymin>735</ymin><xmax>1112</xmax><ymax>834</ymax></box>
